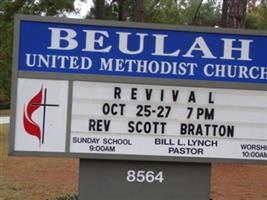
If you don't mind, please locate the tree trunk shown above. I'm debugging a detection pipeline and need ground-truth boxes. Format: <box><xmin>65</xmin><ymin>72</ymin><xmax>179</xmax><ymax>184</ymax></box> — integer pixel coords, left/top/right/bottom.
<box><xmin>191</xmin><ymin>0</ymin><xmax>203</xmax><ymax>25</ymax></box>
<box><xmin>95</xmin><ymin>0</ymin><xmax>105</xmax><ymax>19</ymax></box>
<box><xmin>118</xmin><ymin>0</ymin><xmax>128</xmax><ymax>21</ymax></box>
<box><xmin>132</xmin><ymin>0</ymin><xmax>144</xmax><ymax>22</ymax></box>
<box><xmin>221</xmin><ymin>0</ymin><xmax>248</xmax><ymax>28</ymax></box>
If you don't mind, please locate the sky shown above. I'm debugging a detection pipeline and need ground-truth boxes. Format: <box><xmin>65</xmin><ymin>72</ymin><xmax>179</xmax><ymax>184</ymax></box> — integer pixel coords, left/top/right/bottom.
<box><xmin>68</xmin><ymin>0</ymin><xmax>93</xmax><ymax>19</ymax></box>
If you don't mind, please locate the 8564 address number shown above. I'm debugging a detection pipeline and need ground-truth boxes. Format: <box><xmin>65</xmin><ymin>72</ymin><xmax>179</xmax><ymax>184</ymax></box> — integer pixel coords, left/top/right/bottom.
<box><xmin>126</xmin><ymin>170</ymin><xmax>164</xmax><ymax>183</ymax></box>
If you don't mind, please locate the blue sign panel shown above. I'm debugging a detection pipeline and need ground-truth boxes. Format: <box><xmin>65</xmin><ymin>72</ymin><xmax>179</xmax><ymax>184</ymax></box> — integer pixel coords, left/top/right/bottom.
<box><xmin>18</xmin><ymin>20</ymin><xmax>267</xmax><ymax>84</ymax></box>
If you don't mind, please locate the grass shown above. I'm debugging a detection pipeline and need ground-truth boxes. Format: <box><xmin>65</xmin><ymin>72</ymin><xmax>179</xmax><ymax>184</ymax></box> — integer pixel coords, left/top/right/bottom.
<box><xmin>53</xmin><ymin>194</ymin><xmax>78</xmax><ymax>200</ymax></box>
<box><xmin>0</xmin><ymin>123</ymin><xmax>79</xmax><ymax>200</ymax></box>
<box><xmin>0</xmin><ymin>124</ymin><xmax>10</xmax><ymax>199</ymax></box>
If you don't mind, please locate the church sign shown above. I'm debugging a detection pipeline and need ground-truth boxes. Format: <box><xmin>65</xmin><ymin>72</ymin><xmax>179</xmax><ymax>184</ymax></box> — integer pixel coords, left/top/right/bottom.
<box><xmin>9</xmin><ymin>15</ymin><xmax>267</xmax><ymax>164</ymax></box>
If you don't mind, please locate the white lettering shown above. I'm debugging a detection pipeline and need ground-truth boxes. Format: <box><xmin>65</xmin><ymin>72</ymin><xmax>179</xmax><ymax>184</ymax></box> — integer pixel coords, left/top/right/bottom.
<box><xmin>82</xmin><ymin>30</ymin><xmax>112</xmax><ymax>52</ymax></box>
<box><xmin>116</xmin><ymin>32</ymin><xmax>148</xmax><ymax>55</ymax></box>
<box><xmin>183</xmin><ymin>37</ymin><xmax>216</xmax><ymax>59</ymax></box>
<box><xmin>220</xmin><ymin>39</ymin><xmax>253</xmax><ymax>61</ymax></box>
<box><xmin>152</xmin><ymin>34</ymin><xmax>180</xmax><ymax>56</ymax></box>
<box><xmin>47</xmin><ymin>28</ymin><xmax>78</xmax><ymax>50</ymax></box>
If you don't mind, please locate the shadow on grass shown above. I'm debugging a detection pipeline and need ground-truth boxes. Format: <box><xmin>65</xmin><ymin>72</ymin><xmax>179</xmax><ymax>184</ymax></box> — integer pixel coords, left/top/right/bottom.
<box><xmin>52</xmin><ymin>194</ymin><xmax>78</xmax><ymax>200</ymax></box>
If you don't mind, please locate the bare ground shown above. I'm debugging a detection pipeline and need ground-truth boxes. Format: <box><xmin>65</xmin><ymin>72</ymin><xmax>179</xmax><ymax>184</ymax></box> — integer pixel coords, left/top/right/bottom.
<box><xmin>211</xmin><ymin>164</ymin><xmax>267</xmax><ymax>200</ymax></box>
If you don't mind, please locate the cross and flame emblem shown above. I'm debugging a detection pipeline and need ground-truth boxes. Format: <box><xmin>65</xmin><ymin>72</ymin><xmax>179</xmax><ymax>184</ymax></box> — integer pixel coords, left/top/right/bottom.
<box><xmin>23</xmin><ymin>86</ymin><xmax>59</xmax><ymax>146</ymax></box>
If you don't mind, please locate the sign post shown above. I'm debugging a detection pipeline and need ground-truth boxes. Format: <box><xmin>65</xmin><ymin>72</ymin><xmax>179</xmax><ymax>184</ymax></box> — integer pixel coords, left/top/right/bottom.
<box><xmin>10</xmin><ymin>15</ymin><xmax>266</xmax><ymax>199</ymax></box>
<box><xmin>79</xmin><ymin>160</ymin><xmax>211</xmax><ymax>200</ymax></box>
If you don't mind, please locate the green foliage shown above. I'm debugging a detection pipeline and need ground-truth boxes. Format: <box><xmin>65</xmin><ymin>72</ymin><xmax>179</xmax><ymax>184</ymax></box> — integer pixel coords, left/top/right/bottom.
<box><xmin>246</xmin><ymin>0</ymin><xmax>267</xmax><ymax>30</ymax></box>
<box><xmin>0</xmin><ymin>1</ymin><xmax>13</xmax><ymax>107</ymax></box>
<box><xmin>1</xmin><ymin>0</ymin><xmax>75</xmax><ymax>17</ymax></box>
<box><xmin>34</xmin><ymin>0</ymin><xmax>75</xmax><ymax>16</ymax></box>
<box><xmin>143</xmin><ymin>0</ymin><xmax>221</xmax><ymax>26</ymax></box>
<box><xmin>86</xmin><ymin>0</ymin><xmax>118</xmax><ymax>20</ymax></box>
<box><xmin>144</xmin><ymin>0</ymin><xmax>183</xmax><ymax>24</ymax></box>
<box><xmin>85</xmin><ymin>0</ymin><xmax>221</xmax><ymax>26</ymax></box>
<box><xmin>194</xmin><ymin>0</ymin><xmax>221</xmax><ymax>26</ymax></box>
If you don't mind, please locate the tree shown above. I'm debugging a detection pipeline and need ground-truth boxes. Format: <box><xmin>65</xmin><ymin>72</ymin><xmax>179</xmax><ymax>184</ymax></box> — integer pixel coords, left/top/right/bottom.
<box><xmin>195</xmin><ymin>0</ymin><xmax>221</xmax><ymax>26</ymax></box>
<box><xmin>245</xmin><ymin>0</ymin><xmax>267</xmax><ymax>29</ymax></box>
<box><xmin>191</xmin><ymin>0</ymin><xmax>204</xmax><ymax>25</ymax></box>
<box><xmin>95</xmin><ymin>0</ymin><xmax>105</xmax><ymax>19</ymax></box>
<box><xmin>86</xmin><ymin>0</ymin><xmax>220</xmax><ymax>26</ymax></box>
<box><xmin>132</xmin><ymin>0</ymin><xmax>144</xmax><ymax>22</ymax></box>
<box><xmin>144</xmin><ymin>0</ymin><xmax>182</xmax><ymax>24</ymax></box>
<box><xmin>118</xmin><ymin>0</ymin><xmax>128</xmax><ymax>21</ymax></box>
<box><xmin>142</xmin><ymin>0</ymin><xmax>220</xmax><ymax>26</ymax></box>
<box><xmin>221</xmin><ymin>0</ymin><xmax>248</xmax><ymax>28</ymax></box>
<box><xmin>87</xmin><ymin>0</ymin><xmax>117</xmax><ymax>20</ymax></box>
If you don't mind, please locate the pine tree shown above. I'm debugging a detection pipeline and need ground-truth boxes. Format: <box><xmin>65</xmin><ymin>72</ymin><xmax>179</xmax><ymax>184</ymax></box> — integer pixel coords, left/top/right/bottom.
<box><xmin>221</xmin><ymin>0</ymin><xmax>248</xmax><ymax>28</ymax></box>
